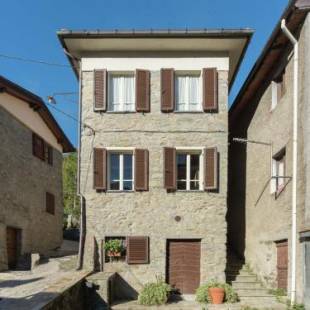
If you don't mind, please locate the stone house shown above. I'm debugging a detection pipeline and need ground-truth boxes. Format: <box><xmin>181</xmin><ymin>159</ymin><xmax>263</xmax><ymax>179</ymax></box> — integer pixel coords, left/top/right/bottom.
<box><xmin>58</xmin><ymin>29</ymin><xmax>252</xmax><ymax>299</ymax></box>
<box><xmin>0</xmin><ymin>76</ymin><xmax>74</xmax><ymax>271</ymax></box>
<box><xmin>229</xmin><ymin>0</ymin><xmax>310</xmax><ymax>306</ymax></box>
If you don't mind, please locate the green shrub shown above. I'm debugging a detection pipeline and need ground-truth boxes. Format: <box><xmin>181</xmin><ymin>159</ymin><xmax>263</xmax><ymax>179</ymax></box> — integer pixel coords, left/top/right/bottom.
<box><xmin>196</xmin><ymin>280</ymin><xmax>238</xmax><ymax>304</ymax></box>
<box><xmin>287</xmin><ymin>303</ymin><xmax>305</xmax><ymax>310</ymax></box>
<box><xmin>138</xmin><ymin>278</ymin><xmax>171</xmax><ymax>306</ymax></box>
<box><xmin>104</xmin><ymin>239</ymin><xmax>124</xmax><ymax>254</ymax></box>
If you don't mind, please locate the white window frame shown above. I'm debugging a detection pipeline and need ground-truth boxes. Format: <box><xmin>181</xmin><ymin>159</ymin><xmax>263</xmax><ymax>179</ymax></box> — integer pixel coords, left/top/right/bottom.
<box><xmin>175</xmin><ymin>71</ymin><xmax>202</xmax><ymax>112</ymax></box>
<box><xmin>107</xmin><ymin>72</ymin><xmax>135</xmax><ymax>112</ymax></box>
<box><xmin>176</xmin><ymin>147</ymin><xmax>204</xmax><ymax>191</ymax></box>
<box><xmin>107</xmin><ymin>148</ymin><xmax>135</xmax><ymax>191</ymax></box>
<box><xmin>271</xmin><ymin>149</ymin><xmax>286</xmax><ymax>194</ymax></box>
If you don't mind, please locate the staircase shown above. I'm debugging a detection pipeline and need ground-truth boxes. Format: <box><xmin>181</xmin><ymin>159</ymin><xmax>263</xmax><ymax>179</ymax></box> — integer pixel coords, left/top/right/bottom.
<box><xmin>226</xmin><ymin>254</ymin><xmax>286</xmax><ymax>308</ymax></box>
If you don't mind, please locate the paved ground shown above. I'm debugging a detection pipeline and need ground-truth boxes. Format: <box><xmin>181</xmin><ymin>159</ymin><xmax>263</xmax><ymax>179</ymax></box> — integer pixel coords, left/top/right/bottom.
<box><xmin>0</xmin><ymin>240</ymin><xmax>84</xmax><ymax>310</ymax></box>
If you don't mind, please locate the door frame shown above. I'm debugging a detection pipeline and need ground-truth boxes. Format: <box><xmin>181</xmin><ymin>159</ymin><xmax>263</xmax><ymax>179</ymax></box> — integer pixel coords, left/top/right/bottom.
<box><xmin>6</xmin><ymin>226</ymin><xmax>22</xmax><ymax>269</ymax></box>
<box><xmin>165</xmin><ymin>238</ymin><xmax>201</xmax><ymax>294</ymax></box>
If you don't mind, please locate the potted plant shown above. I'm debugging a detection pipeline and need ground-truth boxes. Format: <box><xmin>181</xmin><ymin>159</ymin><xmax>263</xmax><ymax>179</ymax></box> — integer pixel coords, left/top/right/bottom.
<box><xmin>208</xmin><ymin>282</ymin><xmax>225</xmax><ymax>304</ymax></box>
<box><xmin>196</xmin><ymin>280</ymin><xmax>238</xmax><ymax>305</ymax></box>
<box><xmin>104</xmin><ymin>239</ymin><xmax>124</xmax><ymax>259</ymax></box>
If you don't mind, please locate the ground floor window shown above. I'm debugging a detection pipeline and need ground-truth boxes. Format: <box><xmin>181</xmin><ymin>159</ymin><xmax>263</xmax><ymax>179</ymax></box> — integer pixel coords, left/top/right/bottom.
<box><xmin>108</xmin><ymin>152</ymin><xmax>133</xmax><ymax>191</ymax></box>
<box><xmin>177</xmin><ymin>151</ymin><xmax>202</xmax><ymax>191</ymax></box>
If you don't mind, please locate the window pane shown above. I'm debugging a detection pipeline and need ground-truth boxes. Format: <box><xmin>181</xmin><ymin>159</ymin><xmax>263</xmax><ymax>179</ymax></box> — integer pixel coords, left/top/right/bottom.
<box><xmin>177</xmin><ymin>154</ymin><xmax>187</xmax><ymax>180</ymax></box>
<box><xmin>188</xmin><ymin>76</ymin><xmax>200</xmax><ymax>105</ymax></box>
<box><xmin>108</xmin><ymin>75</ymin><xmax>135</xmax><ymax>111</ymax></box>
<box><xmin>110</xmin><ymin>153</ymin><xmax>120</xmax><ymax>190</ymax></box>
<box><xmin>177</xmin><ymin>180</ymin><xmax>186</xmax><ymax>190</ymax></box>
<box><xmin>110</xmin><ymin>181</ymin><xmax>120</xmax><ymax>190</ymax></box>
<box><xmin>123</xmin><ymin>154</ymin><xmax>133</xmax><ymax>180</ymax></box>
<box><xmin>123</xmin><ymin>76</ymin><xmax>135</xmax><ymax>110</ymax></box>
<box><xmin>190</xmin><ymin>180</ymin><xmax>200</xmax><ymax>190</ymax></box>
<box><xmin>175</xmin><ymin>76</ymin><xmax>187</xmax><ymax>110</ymax></box>
<box><xmin>123</xmin><ymin>181</ymin><xmax>133</xmax><ymax>191</ymax></box>
<box><xmin>190</xmin><ymin>154</ymin><xmax>200</xmax><ymax>180</ymax></box>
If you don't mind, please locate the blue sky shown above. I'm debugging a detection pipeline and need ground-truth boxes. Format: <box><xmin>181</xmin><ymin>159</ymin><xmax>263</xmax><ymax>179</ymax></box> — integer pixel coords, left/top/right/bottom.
<box><xmin>0</xmin><ymin>0</ymin><xmax>289</xmax><ymax>147</ymax></box>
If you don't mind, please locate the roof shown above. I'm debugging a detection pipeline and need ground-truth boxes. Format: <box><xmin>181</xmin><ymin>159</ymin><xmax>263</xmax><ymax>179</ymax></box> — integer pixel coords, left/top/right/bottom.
<box><xmin>230</xmin><ymin>0</ymin><xmax>310</xmax><ymax>125</ymax></box>
<box><xmin>0</xmin><ymin>75</ymin><xmax>75</xmax><ymax>153</ymax></box>
<box><xmin>57</xmin><ymin>28</ymin><xmax>254</xmax><ymax>90</ymax></box>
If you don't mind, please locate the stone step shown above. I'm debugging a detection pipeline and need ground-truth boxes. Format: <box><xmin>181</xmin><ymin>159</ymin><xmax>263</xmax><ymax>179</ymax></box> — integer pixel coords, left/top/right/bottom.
<box><xmin>232</xmin><ymin>281</ymin><xmax>263</xmax><ymax>289</ymax></box>
<box><xmin>227</xmin><ymin>274</ymin><xmax>257</xmax><ymax>282</ymax></box>
<box><xmin>239</xmin><ymin>296</ymin><xmax>279</xmax><ymax>303</ymax></box>
<box><xmin>235</xmin><ymin>288</ymin><xmax>271</xmax><ymax>297</ymax></box>
<box><xmin>225</xmin><ymin>269</ymin><xmax>253</xmax><ymax>276</ymax></box>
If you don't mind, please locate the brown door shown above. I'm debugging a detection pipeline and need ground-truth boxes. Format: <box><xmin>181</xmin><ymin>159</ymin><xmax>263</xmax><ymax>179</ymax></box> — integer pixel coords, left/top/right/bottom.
<box><xmin>6</xmin><ymin>227</ymin><xmax>19</xmax><ymax>269</ymax></box>
<box><xmin>276</xmin><ymin>240</ymin><xmax>288</xmax><ymax>291</ymax></box>
<box><xmin>167</xmin><ymin>240</ymin><xmax>201</xmax><ymax>294</ymax></box>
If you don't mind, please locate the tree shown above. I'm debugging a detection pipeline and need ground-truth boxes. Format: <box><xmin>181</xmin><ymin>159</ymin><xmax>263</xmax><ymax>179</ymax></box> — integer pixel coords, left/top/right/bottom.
<box><xmin>63</xmin><ymin>153</ymin><xmax>80</xmax><ymax>228</ymax></box>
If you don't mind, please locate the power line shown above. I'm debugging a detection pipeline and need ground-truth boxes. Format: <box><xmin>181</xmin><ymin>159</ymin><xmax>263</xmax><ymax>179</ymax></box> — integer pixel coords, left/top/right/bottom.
<box><xmin>0</xmin><ymin>53</ymin><xmax>71</xmax><ymax>68</ymax></box>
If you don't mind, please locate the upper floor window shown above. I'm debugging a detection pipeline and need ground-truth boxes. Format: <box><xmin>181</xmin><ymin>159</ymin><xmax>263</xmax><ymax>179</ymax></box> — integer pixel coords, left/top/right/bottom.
<box><xmin>176</xmin><ymin>151</ymin><xmax>202</xmax><ymax>191</ymax></box>
<box><xmin>108</xmin><ymin>73</ymin><xmax>135</xmax><ymax>112</ymax></box>
<box><xmin>32</xmin><ymin>133</ymin><xmax>53</xmax><ymax>165</ymax></box>
<box><xmin>271</xmin><ymin>148</ymin><xmax>286</xmax><ymax>194</ymax></box>
<box><xmin>108</xmin><ymin>152</ymin><xmax>133</xmax><ymax>191</ymax></box>
<box><xmin>175</xmin><ymin>73</ymin><xmax>201</xmax><ymax>112</ymax></box>
<box><xmin>46</xmin><ymin>192</ymin><xmax>55</xmax><ymax>215</ymax></box>
<box><xmin>271</xmin><ymin>70</ymin><xmax>286</xmax><ymax>110</ymax></box>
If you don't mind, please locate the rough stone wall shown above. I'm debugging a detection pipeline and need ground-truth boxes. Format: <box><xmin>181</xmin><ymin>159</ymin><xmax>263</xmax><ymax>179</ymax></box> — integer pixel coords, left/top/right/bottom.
<box><xmin>229</xmin><ymin>15</ymin><xmax>309</xmax><ymax>303</ymax></box>
<box><xmin>80</xmin><ymin>69</ymin><xmax>229</xmax><ymax>286</ymax></box>
<box><xmin>0</xmin><ymin>105</ymin><xmax>63</xmax><ymax>270</ymax></box>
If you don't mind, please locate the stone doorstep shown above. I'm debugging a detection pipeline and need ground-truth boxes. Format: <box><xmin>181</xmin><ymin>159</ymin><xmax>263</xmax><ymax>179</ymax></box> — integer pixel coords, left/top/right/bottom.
<box><xmin>111</xmin><ymin>300</ymin><xmax>286</xmax><ymax>309</ymax></box>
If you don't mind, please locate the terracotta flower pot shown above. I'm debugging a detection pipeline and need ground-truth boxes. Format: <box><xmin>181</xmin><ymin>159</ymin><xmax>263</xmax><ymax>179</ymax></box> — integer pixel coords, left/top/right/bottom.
<box><xmin>107</xmin><ymin>251</ymin><xmax>121</xmax><ymax>257</ymax></box>
<box><xmin>208</xmin><ymin>287</ymin><xmax>225</xmax><ymax>304</ymax></box>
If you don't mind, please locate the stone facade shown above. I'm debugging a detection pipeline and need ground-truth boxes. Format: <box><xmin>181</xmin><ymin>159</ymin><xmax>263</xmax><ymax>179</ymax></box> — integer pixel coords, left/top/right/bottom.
<box><xmin>0</xmin><ymin>104</ymin><xmax>63</xmax><ymax>270</ymax></box>
<box><xmin>80</xmin><ymin>69</ymin><xmax>229</xmax><ymax>287</ymax></box>
<box><xmin>229</xmin><ymin>13</ymin><xmax>310</xmax><ymax>305</ymax></box>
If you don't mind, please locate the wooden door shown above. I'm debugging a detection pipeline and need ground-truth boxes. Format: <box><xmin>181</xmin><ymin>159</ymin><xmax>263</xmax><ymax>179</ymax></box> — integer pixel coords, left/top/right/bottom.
<box><xmin>276</xmin><ymin>240</ymin><xmax>288</xmax><ymax>291</ymax></box>
<box><xmin>6</xmin><ymin>227</ymin><xmax>19</xmax><ymax>269</ymax></box>
<box><xmin>167</xmin><ymin>240</ymin><xmax>201</xmax><ymax>294</ymax></box>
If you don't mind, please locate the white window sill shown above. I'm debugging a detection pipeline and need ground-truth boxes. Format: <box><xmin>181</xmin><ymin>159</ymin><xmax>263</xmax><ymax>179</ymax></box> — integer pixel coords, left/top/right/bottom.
<box><xmin>174</xmin><ymin>110</ymin><xmax>204</xmax><ymax>113</ymax></box>
<box><xmin>106</xmin><ymin>111</ymin><xmax>136</xmax><ymax>114</ymax></box>
<box><xmin>107</xmin><ymin>190</ymin><xmax>135</xmax><ymax>193</ymax></box>
<box><xmin>176</xmin><ymin>190</ymin><xmax>204</xmax><ymax>192</ymax></box>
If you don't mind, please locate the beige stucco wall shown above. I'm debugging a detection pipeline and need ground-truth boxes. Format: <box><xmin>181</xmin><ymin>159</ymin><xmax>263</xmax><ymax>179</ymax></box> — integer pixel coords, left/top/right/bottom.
<box><xmin>229</xmin><ymin>13</ymin><xmax>310</xmax><ymax>304</ymax></box>
<box><xmin>80</xmin><ymin>65</ymin><xmax>229</xmax><ymax>288</ymax></box>
<box><xmin>0</xmin><ymin>103</ymin><xmax>63</xmax><ymax>271</ymax></box>
<box><xmin>0</xmin><ymin>92</ymin><xmax>63</xmax><ymax>152</ymax></box>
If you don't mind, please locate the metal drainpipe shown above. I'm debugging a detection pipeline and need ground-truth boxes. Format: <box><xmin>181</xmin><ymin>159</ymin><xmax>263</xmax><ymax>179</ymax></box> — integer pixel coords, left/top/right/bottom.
<box><xmin>281</xmin><ymin>19</ymin><xmax>299</xmax><ymax>305</ymax></box>
<box><xmin>76</xmin><ymin>61</ymin><xmax>85</xmax><ymax>270</ymax></box>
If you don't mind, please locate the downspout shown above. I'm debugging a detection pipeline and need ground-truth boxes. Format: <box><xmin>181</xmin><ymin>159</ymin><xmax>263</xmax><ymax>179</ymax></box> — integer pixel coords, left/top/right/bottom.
<box><xmin>75</xmin><ymin>60</ymin><xmax>85</xmax><ymax>270</ymax></box>
<box><xmin>281</xmin><ymin>19</ymin><xmax>299</xmax><ymax>305</ymax></box>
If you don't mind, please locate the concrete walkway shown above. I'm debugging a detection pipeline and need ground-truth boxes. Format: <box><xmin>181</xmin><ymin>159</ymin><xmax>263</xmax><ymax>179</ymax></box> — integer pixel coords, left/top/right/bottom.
<box><xmin>0</xmin><ymin>240</ymin><xmax>86</xmax><ymax>310</ymax></box>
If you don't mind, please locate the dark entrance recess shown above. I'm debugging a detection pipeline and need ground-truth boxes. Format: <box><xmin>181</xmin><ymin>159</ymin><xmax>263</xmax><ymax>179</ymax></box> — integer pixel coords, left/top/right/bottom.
<box><xmin>6</xmin><ymin>227</ymin><xmax>21</xmax><ymax>269</ymax></box>
<box><xmin>166</xmin><ymin>239</ymin><xmax>201</xmax><ymax>294</ymax></box>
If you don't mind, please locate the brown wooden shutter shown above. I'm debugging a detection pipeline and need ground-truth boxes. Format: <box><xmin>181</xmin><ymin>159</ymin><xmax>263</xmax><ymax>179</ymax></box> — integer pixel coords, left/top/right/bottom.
<box><xmin>32</xmin><ymin>133</ymin><xmax>45</xmax><ymax>160</ymax></box>
<box><xmin>93</xmin><ymin>148</ymin><xmax>107</xmax><ymax>190</ymax></box>
<box><xmin>164</xmin><ymin>147</ymin><xmax>176</xmax><ymax>190</ymax></box>
<box><xmin>94</xmin><ymin>69</ymin><xmax>107</xmax><ymax>111</ymax></box>
<box><xmin>47</xmin><ymin>146</ymin><xmax>53</xmax><ymax>166</ymax></box>
<box><xmin>127</xmin><ymin>236</ymin><xmax>149</xmax><ymax>264</ymax></box>
<box><xmin>46</xmin><ymin>192</ymin><xmax>55</xmax><ymax>215</ymax></box>
<box><xmin>204</xmin><ymin>147</ymin><xmax>218</xmax><ymax>190</ymax></box>
<box><xmin>136</xmin><ymin>69</ymin><xmax>150</xmax><ymax>112</ymax></box>
<box><xmin>203</xmin><ymin>68</ymin><xmax>218</xmax><ymax>112</ymax></box>
<box><xmin>161</xmin><ymin>69</ymin><xmax>174</xmax><ymax>112</ymax></box>
<box><xmin>134</xmin><ymin>149</ymin><xmax>149</xmax><ymax>191</ymax></box>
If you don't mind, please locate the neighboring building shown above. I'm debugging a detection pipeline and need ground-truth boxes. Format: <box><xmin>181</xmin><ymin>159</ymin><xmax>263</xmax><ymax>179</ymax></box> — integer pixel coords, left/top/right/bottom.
<box><xmin>229</xmin><ymin>0</ymin><xmax>310</xmax><ymax>306</ymax></box>
<box><xmin>58</xmin><ymin>28</ymin><xmax>252</xmax><ymax>299</ymax></box>
<box><xmin>0</xmin><ymin>76</ymin><xmax>74</xmax><ymax>271</ymax></box>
